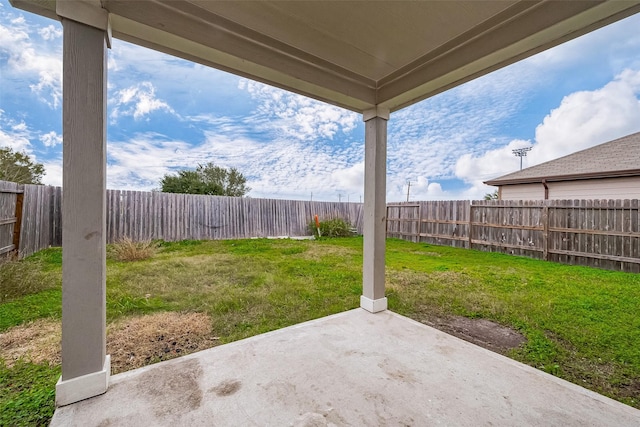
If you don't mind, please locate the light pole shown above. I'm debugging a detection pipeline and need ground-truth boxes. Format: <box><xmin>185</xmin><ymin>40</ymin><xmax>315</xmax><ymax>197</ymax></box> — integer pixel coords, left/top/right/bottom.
<box><xmin>512</xmin><ymin>147</ymin><xmax>532</xmax><ymax>170</ymax></box>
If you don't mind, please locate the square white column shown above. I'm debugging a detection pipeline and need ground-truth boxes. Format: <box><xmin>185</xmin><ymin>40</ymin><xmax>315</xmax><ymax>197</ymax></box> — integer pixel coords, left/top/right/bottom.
<box><xmin>361</xmin><ymin>108</ymin><xmax>389</xmax><ymax>313</ymax></box>
<box><xmin>57</xmin><ymin>18</ymin><xmax>110</xmax><ymax>406</ymax></box>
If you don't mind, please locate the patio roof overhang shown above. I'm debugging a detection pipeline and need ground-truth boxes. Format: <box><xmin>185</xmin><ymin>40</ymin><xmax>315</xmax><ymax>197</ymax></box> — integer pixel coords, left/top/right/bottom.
<box><xmin>10</xmin><ymin>0</ymin><xmax>640</xmax><ymax>113</ymax></box>
<box><xmin>10</xmin><ymin>0</ymin><xmax>640</xmax><ymax>409</ymax></box>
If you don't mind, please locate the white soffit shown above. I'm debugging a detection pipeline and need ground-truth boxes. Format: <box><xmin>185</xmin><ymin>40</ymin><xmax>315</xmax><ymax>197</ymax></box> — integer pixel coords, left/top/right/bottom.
<box><xmin>10</xmin><ymin>0</ymin><xmax>640</xmax><ymax>113</ymax></box>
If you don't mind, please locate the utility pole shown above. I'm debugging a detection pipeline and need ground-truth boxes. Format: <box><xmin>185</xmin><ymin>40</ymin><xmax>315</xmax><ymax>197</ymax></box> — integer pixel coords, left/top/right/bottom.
<box><xmin>512</xmin><ymin>147</ymin><xmax>532</xmax><ymax>170</ymax></box>
<box><xmin>310</xmin><ymin>192</ymin><xmax>313</xmax><ymax>201</ymax></box>
<box><xmin>406</xmin><ymin>180</ymin><xmax>411</xmax><ymax>202</ymax></box>
<box><xmin>338</xmin><ymin>193</ymin><xmax>343</xmax><ymax>203</ymax></box>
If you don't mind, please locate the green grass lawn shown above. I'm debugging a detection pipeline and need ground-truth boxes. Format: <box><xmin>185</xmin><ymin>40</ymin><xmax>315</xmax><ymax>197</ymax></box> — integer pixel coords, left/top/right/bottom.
<box><xmin>1</xmin><ymin>237</ymin><xmax>639</xmax><ymax>425</ymax></box>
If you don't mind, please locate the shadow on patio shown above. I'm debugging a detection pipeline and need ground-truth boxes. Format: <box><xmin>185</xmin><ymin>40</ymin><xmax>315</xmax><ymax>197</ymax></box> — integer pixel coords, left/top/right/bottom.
<box><xmin>51</xmin><ymin>309</ymin><xmax>640</xmax><ymax>426</ymax></box>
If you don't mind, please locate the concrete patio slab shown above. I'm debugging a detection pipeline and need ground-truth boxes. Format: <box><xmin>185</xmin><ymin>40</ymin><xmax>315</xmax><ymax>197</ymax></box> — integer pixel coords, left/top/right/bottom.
<box><xmin>51</xmin><ymin>309</ymin><xmax>640</xmax><ymax>426</ymax></box>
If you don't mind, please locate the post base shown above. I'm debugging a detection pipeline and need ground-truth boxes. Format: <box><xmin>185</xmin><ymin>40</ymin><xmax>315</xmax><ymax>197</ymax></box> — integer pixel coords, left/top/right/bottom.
<box><xmin>360</xmin><ymin>296</ymin><xmax>388</xmax><ymax>313</ymax></box>
<box><xmin>56</xmin><ymin>355</ymin><xmax>110</xmax><ymax>406</ymax></box>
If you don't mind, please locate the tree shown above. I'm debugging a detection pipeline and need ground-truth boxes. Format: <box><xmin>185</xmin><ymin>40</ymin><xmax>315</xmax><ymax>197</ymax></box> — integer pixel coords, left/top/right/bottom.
<box><xmin>484</xmin><ymin>189</ymin><xmax>499</xmax><ymax>200</ymax></box>
<box><xmin>160</xmin><ymin>162</ymin><xmax>250</xmax><ymax>196</ymax></box>
<box><xmin>0</xmin><ymin>147</ymin><xmax>45</xmax><ymax>184</ymax></box>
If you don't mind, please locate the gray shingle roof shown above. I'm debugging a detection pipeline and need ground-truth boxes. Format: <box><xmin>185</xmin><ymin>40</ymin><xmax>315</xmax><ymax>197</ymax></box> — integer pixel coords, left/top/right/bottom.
<box><xmin>485</xmin><ymin>131</ymin><xmax>640</xmax><ymax>185</ymax></box>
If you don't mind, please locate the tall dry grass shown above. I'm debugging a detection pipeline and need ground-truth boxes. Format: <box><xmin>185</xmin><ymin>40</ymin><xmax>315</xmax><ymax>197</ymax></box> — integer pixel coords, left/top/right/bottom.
<box><xmin>109</xmin><ymin>237</ymin><xmax>159</xmax><ymax>262</ymax></box>
<box><xmin>0</xmin><ymin>254</ymin><xmax>50</xmax><ymax>303</ymax></box>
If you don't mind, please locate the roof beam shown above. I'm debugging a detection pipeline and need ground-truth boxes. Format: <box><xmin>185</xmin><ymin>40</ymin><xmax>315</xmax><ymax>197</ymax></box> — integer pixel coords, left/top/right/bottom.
<box><xmin>9</xmin><ymin>0</ymin><xmax>640</xmax><ymax>114</ymax></box>
<box><xmin>376</xmin><ymin>0</ymin><xmax>640</xmax><ymax>111</ymax></box>
<box><xmin>107</xmin><ymin>0</ymin><xmax>377</xmax><ymax>111</ymax></box>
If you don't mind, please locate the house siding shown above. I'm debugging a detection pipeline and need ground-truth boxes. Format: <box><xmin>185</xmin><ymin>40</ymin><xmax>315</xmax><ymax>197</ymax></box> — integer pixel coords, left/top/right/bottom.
<box><xmin>500</xmin><ymin>183</ymin><xmax>545</xmax><ymax>200</ymax></box>
<box><xmin>499</xmin><ymin>176</ymin><xmax>640</xmax><ymax>200</ymax></box>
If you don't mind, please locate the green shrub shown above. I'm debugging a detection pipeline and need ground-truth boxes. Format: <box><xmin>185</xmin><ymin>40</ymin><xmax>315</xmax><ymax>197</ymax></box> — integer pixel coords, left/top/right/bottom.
<box><xmin>108</xmin><ymin>237</ymin><xmax>159</xmax><ymax>262</ymax></box>
<box><xmin>308</xmin><ymin>218</ymin><xmax>354</xmax><ymax>238</ymax></box>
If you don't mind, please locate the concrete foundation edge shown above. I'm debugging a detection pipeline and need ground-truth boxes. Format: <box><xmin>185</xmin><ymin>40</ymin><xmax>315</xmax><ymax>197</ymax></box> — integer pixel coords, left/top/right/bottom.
<box><xmin>56</xmin><ymin>355</ymin><xmax>110</xmax><ymax>407</ymax></box>
<box><xmin>360</xmin><ymin>296</ymin><xmax>388</xmax><ymax>313</ymax></box>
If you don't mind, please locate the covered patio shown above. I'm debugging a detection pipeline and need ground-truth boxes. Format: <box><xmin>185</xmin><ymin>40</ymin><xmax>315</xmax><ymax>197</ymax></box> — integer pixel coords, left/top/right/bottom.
<box><xmin>50</xmin><ymin>309</ymin><xmax>640</xmax><ymax>425</ymax></box>
<box><xmin>9</xmin><ymin>0</ymin><xmax>640</xmax><ymax>422</ymax></box>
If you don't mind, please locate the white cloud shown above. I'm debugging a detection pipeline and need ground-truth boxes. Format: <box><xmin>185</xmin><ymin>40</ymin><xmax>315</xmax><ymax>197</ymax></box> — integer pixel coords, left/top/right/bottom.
<box><xmin>0</xmin><ymin>110</ymin><xmax>33</xmax><ymax>153</ymax></box>
<box><xmin>101</xmin><ymin>125</ymin><xmax>364</xmax><ymax>200</ymax></box>
<box><xmin>0</xmin><ymin>110</ymin><xmax>55</xmax><ymax>182</ymax></box>
<box><xmin>387</xmin><ymin>175</ymin><xmax>451</xmax><ymax>202</ymax></box>
<box><xmin>331</xmin><ymin>162</ymin><xmax>364</xmax><ymax>195</ymax></box>
<box><xmin>455</xmin><ymin>139</ymin><xmax>532</xmax><ymax>183</ymax></box>
<box><xmin>38</xmin><ymin>24</ymin><xmax>62</xmax><ymax>41</ymax></box>
<box><xmin>453</xmin><ymin>139</ymin><xmax>532</xmax><ymax>198</ymax></box>
<box><xmin>378</xmin><ymin>60</ymin><xmax>534</xmax><ymax>201</ymax></box>
<box><xmin>531</xmin><ymin>69</ymin><xmax>640</xmax><ymax>164</ymax></box>
<box><xmin>452</xmin><ymin>69</ymin><xmax>640</xmax><ymax>198</ymax></box>
<box><xmin>106</xmin><ymin>134</ymin><xmax>192</xmax><ymax>190</ymax></box>
<box><xmin>197</xmin><ymin>131</ymin><xmax>361</xmax><ymax>200</ymax></box>
<box><xmin>42</xmin><ymin>160</ymin><xmax>62</xmax><ymax>187</ymax></box>
<box><xmin>109</xmin><ymin>82</ymin><xmax>176</xmax><ymax>122</ymax></box>
<box><xmin>107</xmin><ymin>39</ymin><xmax>244</xmax><ymax>114</ymax></box>
<box><xmin>0</xmin><ymin>12</ymin><xmax>62</xmax><ymax>108</ymax></box>
<box><xmin>39</xmin><ymin>130</ymin><xmax>62</xmax><ymax>147</ymax></box>
<box><xmin>239</xmin><ymin>80</ymin><xmax>359</xmax><ymax>142</ymax></box>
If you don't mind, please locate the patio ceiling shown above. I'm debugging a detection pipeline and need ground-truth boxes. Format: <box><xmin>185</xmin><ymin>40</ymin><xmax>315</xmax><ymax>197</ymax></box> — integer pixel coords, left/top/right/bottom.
<box><xmin>10</xmin><ymin>0</ymin><xmax>640</xmax><ymax>113</ymax></box>
<box><xmin>8</xmin><ymin>0</ymin><xmax>640</xmax><ymax>409</ymax></box>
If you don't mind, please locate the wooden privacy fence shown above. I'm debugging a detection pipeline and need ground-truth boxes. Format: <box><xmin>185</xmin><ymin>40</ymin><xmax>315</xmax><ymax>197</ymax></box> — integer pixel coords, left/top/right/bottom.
<box><xmin>0</xmin><ymin>180</ymin><xmax>62</xmax><ymax>258</ymax></box>
<box><xmin>0</xmin><ymin>180</ymin><xmax>363</xmax><ymax>258</ymax></box>
<box><xmin>387</xmin><ymin>199</ymin><xmax>640</xmax><ymax>273</ymax></box>
<box><xmin>5</xmin><ymin>178</ymin><xmax>639</xmax><ymax>272</ymax></box>
<box><xmin>0</xmin><ymin>181</ymin><xmax>23</xmax><ymax>257</ymax></box>
<box><xmin>105</xmin><ymin>190</ymin><xmax>364</xmax><ymax>243</ymax></box>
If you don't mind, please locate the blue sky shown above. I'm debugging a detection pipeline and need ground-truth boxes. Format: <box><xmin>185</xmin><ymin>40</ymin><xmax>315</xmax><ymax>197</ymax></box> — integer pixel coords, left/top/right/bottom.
<box><xmin>1</xmin><ymin>1</ymin><xmax>640</xmax><ymax>202</ymax></box>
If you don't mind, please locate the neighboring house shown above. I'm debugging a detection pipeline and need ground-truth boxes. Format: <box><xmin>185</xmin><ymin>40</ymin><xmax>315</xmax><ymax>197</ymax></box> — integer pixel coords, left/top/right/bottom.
<box><xmin>484</xmin><ymin>132</ymin><xmax>640</xmax><ymax>200</ymax></box>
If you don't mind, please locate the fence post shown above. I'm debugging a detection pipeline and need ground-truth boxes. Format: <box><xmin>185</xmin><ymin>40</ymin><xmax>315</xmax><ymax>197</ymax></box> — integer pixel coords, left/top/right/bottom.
<box><xmin>385</xmin><ymin>205</ymin><xmax>389</xmax><ymax>237</ymax></box>
<box><xmin>417</xmin><ymin>203</ymin><xmax>422</xmax><ymax>243</ymax></box>
<box><xmin>468</xmin><ymin>202</ymin><xmax>473</xmax><ymax>249</ymax></box>
<box><xmin>542</xmin><ymin>202</ymin><xmax>549</xmax><ymax>261</ymax></box>
<box><xmin>12</xmin><ymin>192</ymin><xmax>24</xmax><ymax>257</ymax></box>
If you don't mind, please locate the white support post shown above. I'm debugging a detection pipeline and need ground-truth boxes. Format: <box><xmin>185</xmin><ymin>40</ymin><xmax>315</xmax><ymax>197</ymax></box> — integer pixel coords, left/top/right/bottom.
<box><xmin>56</xmin><ymin>18</ymin><xmax>110</xmax><ymax>407</ymax></box>
<box><xmin>361</xmin><ymin>107</ymin><xmax>389</xmax><ymax>313</ymax></box>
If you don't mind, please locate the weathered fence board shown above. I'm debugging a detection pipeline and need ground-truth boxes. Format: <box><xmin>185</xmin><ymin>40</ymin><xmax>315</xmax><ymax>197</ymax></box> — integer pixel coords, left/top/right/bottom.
<box><xmin>0</xmin><ymin>181</ymin><xmax>22</xmax><ymax>256</ymax></box>
<box><xmin>4</xmin><ymin>179</ymin><xmax>640</xmax><ymax>272</ymax></box>
<box><xmin>0</xmin><ymin>180</ymin><xmax>364</xmax><ymax>258</ymax></box>
<box><xmin>102</xmin><ymin>190</ymin><xmax>364</xmax><ymax>243</ymax></box>
<box><xmin>388</xmin><ymin>199</ymin><xmax>640</xmax><ymax>273</ymax></box>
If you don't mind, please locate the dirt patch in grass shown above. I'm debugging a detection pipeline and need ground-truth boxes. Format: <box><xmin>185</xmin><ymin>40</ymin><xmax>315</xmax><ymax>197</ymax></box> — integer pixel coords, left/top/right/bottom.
<box><xmin>390</xmin><ymin>268</ymin><xmax>525</xmax><ymax>354</ymax></box>
<box><xmin>619</xmin><ymin>380</ymin><xmax>640</xmax><ymax>401</ymax></box>
<box><xmin>108</xmin><ymin>311</ymin><xmax>219</xmax><ymax>374</ymax></box>
<box><xmin>0</xmin><ymin>312</ymin><xmax>219</xmax><ymax>374</ymax></box>
<box><xmin>409</xmin><ymin>250</ymin><xmax>442</xmax><ymax>257</ymax></box>
<box><xmin>423</xmin><ymin>315</ymin><xmax>527</xmax><ymax>354</ymax></box>
<box><xmin>157</xmin><ymin>253</ymin><xmax>236</xmax><ymax>266</ymax></box>
<box><xmin>296</xmin><ymin>244</ymin><xmax>357</xmax><ymax>261</ymax></box>
<box><xmin>0</xmin><ymin>318</ymin><xmax>61</xmax><ymax>367</ymax></box>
